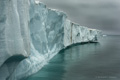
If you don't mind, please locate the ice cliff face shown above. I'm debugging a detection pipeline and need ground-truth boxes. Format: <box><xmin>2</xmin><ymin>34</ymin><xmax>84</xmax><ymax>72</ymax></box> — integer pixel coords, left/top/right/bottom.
<box><xmin>0</xmin><ymin>0</ymin><xmax>100</xmax><ymax>80</ymax></box>
<box><xmin>64</xmin><ymin>19</ymin><xmax>99</xmax><ymax>47</ymax></box>
<box><xmin>0</xmin><ymin>0</ymin><xmax>30</xmax><ymax>80</ymax></box>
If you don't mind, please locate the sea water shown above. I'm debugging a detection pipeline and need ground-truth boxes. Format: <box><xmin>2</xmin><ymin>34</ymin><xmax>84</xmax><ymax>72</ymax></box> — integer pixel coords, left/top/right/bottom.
<box><xmin>24</xmin><ymin>35</ymin><xmax>120</xmax><ymax>80</ymax></box>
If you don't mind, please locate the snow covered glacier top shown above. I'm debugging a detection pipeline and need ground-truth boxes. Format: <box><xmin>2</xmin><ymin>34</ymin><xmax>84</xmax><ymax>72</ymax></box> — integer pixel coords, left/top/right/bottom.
<box><xmin>0</xmin><ymin>0</ymin><xmax>101</xmax><ymax>80</ymax></box>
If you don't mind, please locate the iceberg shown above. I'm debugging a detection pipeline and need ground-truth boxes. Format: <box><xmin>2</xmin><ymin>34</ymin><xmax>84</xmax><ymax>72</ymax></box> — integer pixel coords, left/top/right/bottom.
<box><xmin>0</xmin><ymin>0</ymin><xmax>101</xmax><ymax>80</ymax></box>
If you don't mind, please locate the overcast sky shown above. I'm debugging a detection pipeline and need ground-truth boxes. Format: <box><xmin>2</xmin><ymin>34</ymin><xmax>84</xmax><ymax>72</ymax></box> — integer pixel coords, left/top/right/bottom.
<box><xmin>41</xmin><ymin>0</ymin><xmax>120</xmax><ymax>35</ymax></box>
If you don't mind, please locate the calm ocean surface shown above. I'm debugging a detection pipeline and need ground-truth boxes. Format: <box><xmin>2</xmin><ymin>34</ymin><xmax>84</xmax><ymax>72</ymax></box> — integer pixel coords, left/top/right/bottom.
<box><xmin>24</xmin><ymin>35</ymin><xmax>120</xmax><ymax>80</ymax></box>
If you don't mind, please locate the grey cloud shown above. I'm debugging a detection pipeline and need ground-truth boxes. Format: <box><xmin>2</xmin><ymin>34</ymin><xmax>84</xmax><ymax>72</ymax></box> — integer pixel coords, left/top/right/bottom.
<box><xmin>41</xmin><ymin>0</ymin><xmax>120</xmax><ymax>35</ymax></box>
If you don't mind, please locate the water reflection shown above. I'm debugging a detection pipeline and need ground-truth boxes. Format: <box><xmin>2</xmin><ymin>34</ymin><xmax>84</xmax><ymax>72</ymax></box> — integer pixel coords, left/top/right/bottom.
<box><xmin>24</xmin><ymin>36</ymin><xmax>120</xmax><ymax>80</ymax></box>
<box><xmin>62</xmin><ymin>36</ymin><xmax>120</xmax><ymax>80</ymax></box>
<box><xmin>24</xmin><ymin>43</ymin><xmax>101</xmax><ymax>80</ymax></box>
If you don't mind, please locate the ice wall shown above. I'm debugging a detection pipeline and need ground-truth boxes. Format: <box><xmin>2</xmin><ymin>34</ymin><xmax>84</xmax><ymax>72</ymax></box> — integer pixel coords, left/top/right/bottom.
<box><xmin>0</xmin><ymin>0</ymin><xmax>30</xmax><ymax>80</ymax></box>
<box><xmin>0</xmin><ymin>0</ymin><xmax>100</xmax><ymax>80</ymax></box>
<box><xmin>64</xmin><ymin>19</ymin><xmax>99</xmax><ymax>47</ymax></box>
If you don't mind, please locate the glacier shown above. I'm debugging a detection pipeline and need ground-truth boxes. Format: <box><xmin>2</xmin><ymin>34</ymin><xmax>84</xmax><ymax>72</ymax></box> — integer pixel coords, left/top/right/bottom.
<box><xmin>0</xmin><ymin>0</ymin><xmax>101</xmax><ymax>80</ymax></box>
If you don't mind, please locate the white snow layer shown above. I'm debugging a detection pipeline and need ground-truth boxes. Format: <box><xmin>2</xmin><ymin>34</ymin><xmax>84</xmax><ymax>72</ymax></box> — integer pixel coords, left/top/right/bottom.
<box><xmin>0</xmin><ymin>0</ymin><xmax>101</xmax><ymax>80</ymax></box>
